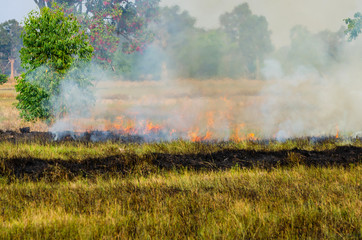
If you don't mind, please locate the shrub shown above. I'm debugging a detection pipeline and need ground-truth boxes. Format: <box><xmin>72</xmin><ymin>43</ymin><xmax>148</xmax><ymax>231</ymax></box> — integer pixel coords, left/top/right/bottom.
<box><xmin>0</xmin><ymin>74</ymin><xmax>8</xmax><ymax>85</ymax></box>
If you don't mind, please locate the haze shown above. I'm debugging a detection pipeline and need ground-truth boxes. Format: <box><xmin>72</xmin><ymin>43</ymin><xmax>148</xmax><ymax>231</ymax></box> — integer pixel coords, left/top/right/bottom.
<box><xmin>161</xmin><ymin>0</ymin><xmax>361</xmax><ymax>47</ymax></box>
<box><xmin>1</xmin><ymin>0</ymin><xmax>360</xmax><ymax>47</ymax></box>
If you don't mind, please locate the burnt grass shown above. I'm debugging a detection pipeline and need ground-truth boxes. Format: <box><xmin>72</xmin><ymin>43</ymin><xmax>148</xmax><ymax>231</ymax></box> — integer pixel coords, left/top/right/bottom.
<box><xmin>0</xmin><ymin>130</ymin><xmax>361</xmax><ymax>181</ymax></box>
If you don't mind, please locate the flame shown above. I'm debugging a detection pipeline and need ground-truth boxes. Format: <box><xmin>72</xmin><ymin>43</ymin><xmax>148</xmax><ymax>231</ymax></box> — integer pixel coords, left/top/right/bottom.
<box><xmin>188</xmin><ymin>128</ymin><xmax>213</xmax><ymax>142</ymax></box>
<box><xmin>204</xmin><ymin>130</ymin><xmax>212</xmax><ymax>141</ymax></box>
<box><xmin>146</xmin><ymin>121</ymin><xmax>162</xmax><ymax>133</ymax></box>
<box><xmin>189</xmin><ymin>128</ymin><xmax>201</xmax><ymax>142</ymax></box>
<box><xmin>247</xmin><ymin>133</ymin><xmax>257</xmax><ymax>141</ymax></box>
<box><xmin>230</xmin><ymin>123</ymin><xmax>246</xmax><ymax>142</ymax></box>
<box><xmin>335</xmin><ymin>124</ymin><xmax>339</xmax><ymax>139</ymax></box>
<box><xmin>206</xmin><ymin>111</ymin><xmax>215</xmax><ymax>128</ymax></box>
<box><xmin>55</xmin><ymin>106</ymin><xmax>260</xmax><ymax>142</ymax></box>
<box><xmin>170</xmin><ymin>129</ymin><xmax>176</xmax><ymax>137</ymax></box>
<box><xmin>124</xmin><ymin>119</ymin><xmax>136</xmax><ymax>134</ymax></box>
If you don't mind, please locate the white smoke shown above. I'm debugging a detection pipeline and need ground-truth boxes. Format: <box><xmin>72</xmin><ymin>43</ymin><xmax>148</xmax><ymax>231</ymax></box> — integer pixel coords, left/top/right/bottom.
<box><xmin>259</xmin><ymin>38</ymin><xmax>362</xmax><ymax>139</ymax></box>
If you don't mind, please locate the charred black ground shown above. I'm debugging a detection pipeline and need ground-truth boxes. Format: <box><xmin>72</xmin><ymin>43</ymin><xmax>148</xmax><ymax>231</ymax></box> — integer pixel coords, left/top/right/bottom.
<box><xmin>1</xmin><ymin>130</ymin><xmax>361</xmax><ymax>181</ymax></box>
<box><xmin>1</xmin><ymin>145</ymin><xmax>361</xmax><ymax>181</ymax></box>
<box><xmin>0</xmin><ymin>129</ymin><xmax>145</xmax><ymax>144</ymax></box>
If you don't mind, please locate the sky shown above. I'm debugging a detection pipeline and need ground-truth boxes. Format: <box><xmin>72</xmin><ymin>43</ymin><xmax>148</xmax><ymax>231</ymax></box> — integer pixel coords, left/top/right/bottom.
<box><xmin>0</xmin><ymin>0</ymin><xmax>361</xmax><ymax>47</ymax></box>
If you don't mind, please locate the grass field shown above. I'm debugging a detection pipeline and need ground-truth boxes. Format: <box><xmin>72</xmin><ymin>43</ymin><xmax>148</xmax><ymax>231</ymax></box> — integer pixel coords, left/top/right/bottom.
<box><xmin>0</xmin><ymin>81</ymin><xmax>361</xmax><ymax>239</ymax></box>
<box><xmin>0</xmin><ymin>164</ymin><xmax>360</xmax><ymax>239</ymax></box>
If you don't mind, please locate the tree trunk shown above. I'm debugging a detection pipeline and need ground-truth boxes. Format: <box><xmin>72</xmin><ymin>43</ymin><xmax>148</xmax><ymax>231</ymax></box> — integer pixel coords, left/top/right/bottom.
<box><xmin>9</xmin><ymin>58</ymin><xmax>15</xmax><ymax>83</ymax></box>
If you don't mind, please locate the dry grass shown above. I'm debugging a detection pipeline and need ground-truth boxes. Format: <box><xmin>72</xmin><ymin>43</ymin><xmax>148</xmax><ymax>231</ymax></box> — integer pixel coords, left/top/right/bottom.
<box><xmin>0</xmin><ymin>83</ymin><xmax>48</xmax><ymax>132</ymax></box>
<box><xmin>0</xmin><ymin>165</ymin><xmax>360</xmax><ymax>239</ymax></box>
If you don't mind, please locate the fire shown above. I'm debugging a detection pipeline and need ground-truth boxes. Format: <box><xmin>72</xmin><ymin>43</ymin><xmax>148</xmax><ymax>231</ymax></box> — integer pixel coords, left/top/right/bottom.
<box><xmin>146</xmin><ymin>121</ymin><xmax>162</xmax><ymax>133</ymax></box>
<box><xmin>170</xmin><ymin>129</ymin><xmax>176</xmax><ymax>137</ymax></box>
<box><xmin>335</xmin><ymin>124</ymin><xmax>339</xmax><ymax>139</ymax></box>
<box><xmin>100</xmin><ymin>117</ymin><xmax>163</xmax><ymax>135</ymax></box>
<box><xmin>206</xmin><ymin>111</ymin><xmax>215</xmax><ymax>127</ymax></box>
<box><xmin>188</xmin><ymin>128</ymin><xmax>213</xmax><ymax>142</ymax></box>
<box><xmin>230</xmin><ymin>123</ymin><xmax>246</xmax><ymax>142</ymax></box>
<box><xmin>189</xmin><ymin>128</ymin><xmax>201</xmax><ymax>142</ymax></box>
<box><xmin>247</xmin><ymin>133</ymin><xmax>257</xmax><ymax>141</ymax></box>
<box><xmin>57</xmin><ymin>107</ymin><xmax>259</xmax><ymax>142</ymax></box>
<box><xmin>124</xmin><ymin>119</ymin><xmax>136</xmax><ymax>134</ymax></box>
<box><xmin>204</xmin><ymin>130</ymin><xmax>212</xmax><ymax>141</ymax></box>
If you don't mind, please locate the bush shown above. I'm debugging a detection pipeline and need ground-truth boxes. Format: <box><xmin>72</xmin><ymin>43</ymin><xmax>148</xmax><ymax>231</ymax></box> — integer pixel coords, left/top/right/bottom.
<box><xmin>0</xmin><ymin>74</ymin><xmax>8</xmax><ymax>85</ymax></box>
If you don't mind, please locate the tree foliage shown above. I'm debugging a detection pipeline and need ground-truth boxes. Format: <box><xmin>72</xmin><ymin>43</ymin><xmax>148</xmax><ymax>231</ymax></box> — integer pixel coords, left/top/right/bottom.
<box><xmin>344</xmin><ymin>12</ymin><xmax>362</xmax><ymax>40</ymax></box>
<box><xmin>33</xmin><ymin>0</ymin><xmax>160</xmax><ymax>68</ymax></box>
<box><xmin>0</xmin><ymin>19</ymin><xmax>23</xmax><ymax>75</ymax></box>
<box><xmin>0</xmin><ymin>74</ymin><xmax>7</xmax><ymax>85</ymax></box>
<box><xmin>16</xmin><ymin>6</ymin><xmax>93</xmax><ymax>122</ymax></box>
<box><xmin>118</xmin><ymin>4</ymin><xmax>274</xmax><ymax>80</ymax></box>
<box><xmin>220</xmin><ymin>3</ymin><xmax>273</xmax><ymax>78</ymax></box>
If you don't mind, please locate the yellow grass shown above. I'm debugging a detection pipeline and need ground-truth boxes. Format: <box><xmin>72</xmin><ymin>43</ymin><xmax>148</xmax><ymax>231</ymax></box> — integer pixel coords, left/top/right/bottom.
<box><xmin>0</xmin><ymin>83</ymin><xmax>48</xmax><ymax>132</ymax></box>
<box><xmin>0</xmin><ymin>165</ymin><xmax>360</xmax><ymax>239</ymax></box>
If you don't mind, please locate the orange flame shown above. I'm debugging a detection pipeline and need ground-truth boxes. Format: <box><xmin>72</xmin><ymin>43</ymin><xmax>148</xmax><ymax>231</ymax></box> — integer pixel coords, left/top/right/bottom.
<box><xmin>146</xmin><ymin>121</ymin><xmax>162</xmax><ymax>133</ymax></box>
<box><xmin>188</xmin><ymin>128</ymin><xmax>213</xmax><ymax>142</ymax></box>
<box><xmin>206</xmin><ymin>111</ymin><xmax>215</xmax><ymax>128</ymax></box>
<box><xmin>230</xmin><ymin>123</ymin><xmax>246</xmax><ymax>142</ymax></box>
<box><xmin>203</xmin><ymin>130</ymin><xmax>212</xmax><ymax>141</ymax></box>
<box><xmin>60</xmin><ymin>108</ymin><xmax>261</xmax><ymax>142</ymax></box>
<box><xmin>247</xmin><ymin>133</ymin><xmax>257</xmax><ymax>141</ymax></box>
<box><xmin>124</xmin><ymin>119</ymin><xmax>136</xmax><ymax>134</ymax></box>
<box><xmin>189</xmin><ymin>128</ymin><xmax>201</xmax><ymax>142</ymax></box>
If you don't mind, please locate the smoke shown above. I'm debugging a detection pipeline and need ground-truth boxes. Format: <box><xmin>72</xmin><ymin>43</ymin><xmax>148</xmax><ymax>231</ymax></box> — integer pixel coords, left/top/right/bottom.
<box><xmin>45</xmin><ymin>2</ymin><xmax>362</xmax><ymax>142</ymax></box>
<box><xmin>258</xmin><ymin>37</ymin><xmax>362</xmax><ymax>139</ymax></box>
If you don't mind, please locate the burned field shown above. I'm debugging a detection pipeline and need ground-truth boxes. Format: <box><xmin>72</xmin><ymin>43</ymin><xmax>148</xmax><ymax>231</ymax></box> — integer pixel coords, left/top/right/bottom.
<box><xmin>1</xmin><ymin>85</ymin><xmax>361</xmax><ymax>239</ymax></box>
<box><xmin>0</xmin><ymin>131</ymin><xmax>361</xmax><ymax>239</ymax></box>
<box><xmin>1</xmin><ymin>129</ymin><xmax>361</xmax><ymax>180</ymax></box>
<box><xmin>1</xmin><ymin>82</ymin><xmax>361</xmax><ymax>239</ymax></box>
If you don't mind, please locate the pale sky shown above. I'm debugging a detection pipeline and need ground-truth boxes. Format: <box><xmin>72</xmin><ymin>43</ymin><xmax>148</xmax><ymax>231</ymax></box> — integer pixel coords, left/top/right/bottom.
<box><xmin>1</xmin><ymin>0</ymin><xmax>361</xmax><ymax>47</ymax></box>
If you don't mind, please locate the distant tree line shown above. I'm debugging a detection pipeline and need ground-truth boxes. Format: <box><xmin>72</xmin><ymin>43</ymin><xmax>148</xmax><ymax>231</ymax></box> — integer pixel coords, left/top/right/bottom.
<box><xmin>116</xmin><ymin>3</ymin><xmax>348</xmax><ymax>80</ymax></box>
<box><xmin>0</xmin><ymin>2</ymin><xmax>358</xmax><ymax>80</ymax></box>
<box><xmin>119</xmin><ymin>3</ymin><xmax>274</xmax><ymax>80</ymax></box>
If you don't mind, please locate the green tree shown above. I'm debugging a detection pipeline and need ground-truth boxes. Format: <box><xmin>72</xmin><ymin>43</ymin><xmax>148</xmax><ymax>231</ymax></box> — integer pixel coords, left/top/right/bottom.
<box><xmin>0</xmin><ymin>74</ymin><xmax>7</xmax><ymax>84</ymax></box>
<box><xmin>0</xmin><ymin>19</ymin><xmax>23</xmax><ymax>75</ymax></box>
<box><xmin>15</xmin><ymin>6</ymin><xmax>93</xmax><ymax>122</ymax></box>
<box><xmin>157</xmin><ymin>6</ymin><xmax>198</xmax><ymax>78</ymax></box>
<box><xmin>219</xmin><ymin>3</ymin><xmax>273</xmax><ymax>78</ymax></box>
<box><xmin>33</xmin><ymin>0</ymin><xmax>160</xmax><ymax>69</ymax></box>
<box><xmin>345</xmin><ymin>12</ymin><xmax>362</xmax><ymax>40</ymax></box>
<box><xmin>180</xmin><ymin>30</ymin><xmax>227</xmax><ymax>79</ymax></box>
